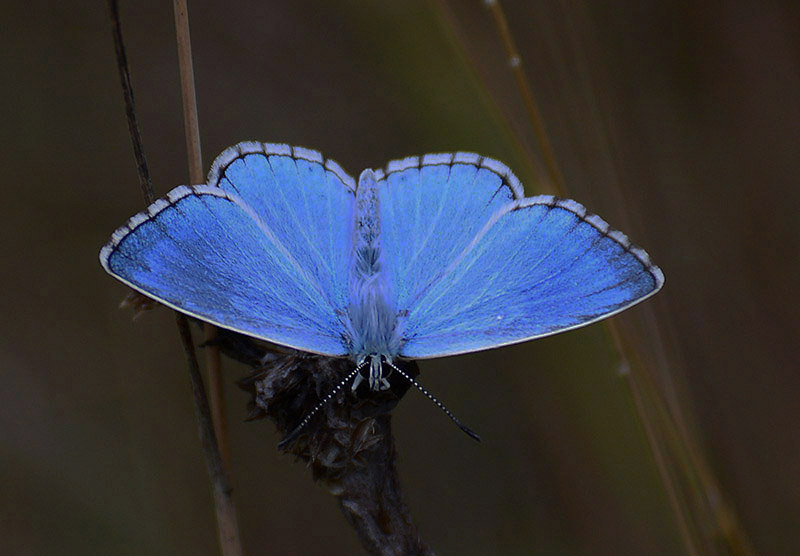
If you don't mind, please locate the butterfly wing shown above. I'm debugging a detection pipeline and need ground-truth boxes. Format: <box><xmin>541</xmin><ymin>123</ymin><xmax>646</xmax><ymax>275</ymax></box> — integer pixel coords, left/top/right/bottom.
<box><xmin>377</xmin><ymin>154</ymin><xmax>663</xmax><ymax>359</ymax></box>
<box><xmin>378</xmin><ymin>153</ymin><xmax>522</xmax><ymax>313</ymax></box>
<box><xmin>209</xmin><ymin>142</ymin><xmax>356</xmax><ymax>312</ymax></box>
<box><xmin>100</xmin><ymin>143</ymin><xmax>355</xmax><ymax>356</ymax></box>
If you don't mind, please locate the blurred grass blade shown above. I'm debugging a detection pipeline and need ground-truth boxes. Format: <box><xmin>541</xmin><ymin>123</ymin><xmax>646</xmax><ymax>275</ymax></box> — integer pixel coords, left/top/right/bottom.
<box><xmin>433</xmin><ymin>1</ymin><xmax>758</xmax><ymax>555</ymax></box>
<box><xmin>482</xmin><ymin>0</ymin><xmax>566</xmax><ymax>196</ymax></box>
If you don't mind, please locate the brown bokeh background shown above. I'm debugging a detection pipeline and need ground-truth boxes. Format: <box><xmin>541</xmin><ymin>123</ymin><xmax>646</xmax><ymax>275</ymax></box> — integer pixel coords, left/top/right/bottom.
<box><xmin>3</xmin><ymin>1</ymin><xmax>798</xmax><ymax>555</ymax></box>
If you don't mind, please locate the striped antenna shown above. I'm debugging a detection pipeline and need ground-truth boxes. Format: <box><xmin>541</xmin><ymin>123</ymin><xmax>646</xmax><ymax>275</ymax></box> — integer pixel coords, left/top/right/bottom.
<box><xmin>386</xmin><ymin>360</ymin><xmax>481</xmax><ymax>442</ymax></box>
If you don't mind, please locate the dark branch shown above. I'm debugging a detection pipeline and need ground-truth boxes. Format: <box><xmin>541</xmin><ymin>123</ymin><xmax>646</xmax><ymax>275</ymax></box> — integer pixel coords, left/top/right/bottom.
<box><xmin>220</xmin><ymin>331</ymin><xmax>435</xmax><ymax>556</ymax></box>
<box><xmin>107</xmin><ymin>0</ymin><xmax>154</xmax><ymax>204</ymax></box>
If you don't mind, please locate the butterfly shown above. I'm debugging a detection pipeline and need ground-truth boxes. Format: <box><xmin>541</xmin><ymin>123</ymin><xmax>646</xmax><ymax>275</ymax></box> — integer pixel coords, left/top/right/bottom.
<box><xmin>100</xmin><ymin>141</ymin><xmax>663</xmax><ymax>409</ymax></box>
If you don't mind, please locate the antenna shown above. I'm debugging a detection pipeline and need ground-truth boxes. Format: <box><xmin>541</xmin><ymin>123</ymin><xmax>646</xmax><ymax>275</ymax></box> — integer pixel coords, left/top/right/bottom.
<box><xmin>278</xmin><ymin>361</ymin><xmax>367</xmax><ymax>449</ymax></box>
<box><xmin>386</xmin><ymin>360</ymin><xmax>481</xmax><ymax>442</ymax></box>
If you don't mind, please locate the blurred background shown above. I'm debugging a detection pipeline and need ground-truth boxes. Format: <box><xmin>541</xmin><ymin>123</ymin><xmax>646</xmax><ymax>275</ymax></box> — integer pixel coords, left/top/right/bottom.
<box><xmin>3</xmin><ymin>1</ymin><xmax>799</xmax><ymax>555</ymax></box>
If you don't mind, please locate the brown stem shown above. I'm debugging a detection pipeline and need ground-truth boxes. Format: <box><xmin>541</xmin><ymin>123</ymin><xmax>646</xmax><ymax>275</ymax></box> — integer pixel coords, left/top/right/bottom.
<box><xmin>107</xmin><ymin>0</ymin><xmax>154</xmax><ymax>205</ymax></box>
<box><xmin>226</xmin><ymin>332</ymin><xmax>433</xmax><ymax>556</ymax></box>
<box><xmin>205</xmin><ymin>324</ymin><xmax>230</xmax><ymax>469</ymax></box>
<box><xmin>172</xmin><ymin>0</ymin><xmax>203</xmax><ymax>185</ymax></box>
<box><xmin>336</xmin><ymin>415</ymin><xmax>434</xmax><ymax>556</ymax></box>
<box><xmin>171</xmin><ymin>0</ymin><xmax>229</xmax><ymax>473</ymax></box>
<box><xmin>171</xmin><ymin>0</ymin><xmax>239</xmax><ymax>553</ymax></box>
<box><xmin>175</xmin><ymin>317</ymin><xmax>242</xmax><ymax>556</ymax></box>
<box><xmin>107</xmin><ymin>2</ymin><xmax>242</xmax><ymax>555</ymax></box>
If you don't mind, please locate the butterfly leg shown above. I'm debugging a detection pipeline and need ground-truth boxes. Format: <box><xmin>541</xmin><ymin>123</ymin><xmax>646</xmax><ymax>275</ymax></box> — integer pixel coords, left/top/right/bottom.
<box><xmin>364</xmin><ymin>354</ymin><xmax>392</xmax><ymax>391</ymax></box>
<box><xmin>351</xmin><ymin>371</ymin><xmax>364</xmax><ymax>392</ymax></box>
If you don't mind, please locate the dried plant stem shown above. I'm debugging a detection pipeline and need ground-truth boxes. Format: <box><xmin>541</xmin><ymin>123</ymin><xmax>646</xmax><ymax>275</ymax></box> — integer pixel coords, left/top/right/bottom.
<box><xmin>107</xmin><ymin>2</ymin><xmax>241</xmax><ymax>555</ymax></box>
<box><xmin>335</xmin><ymin>415</ymin><xmax>435</xmax><ymax>556</ymax></box>
<box><xmin>172</xmin><ymin>0</ymin><xmax>203</xmax><ymax>185</ymax></box>
<box><xmin>205</xmin><ymin>325</ymin><xmax>230</xmax><ymax>467</ymax></box>
<box><xmin>172</xmin><ymin>1</ymin><xmax>241</xmax><ymax>554</ymax></box>
<box><xmin>175</xmin><ymin>316</ymin><xmax>242</xmax><ymax>556</ymax></box>
<box><xmin>107</xmin><ymin>0</ymin><xmax>154</xmax><ymax>205</ymax></box>
<box><xmin>171</xmin><ymin>0</ymin><xmax>230</xmax><ymax>474</ymax></box>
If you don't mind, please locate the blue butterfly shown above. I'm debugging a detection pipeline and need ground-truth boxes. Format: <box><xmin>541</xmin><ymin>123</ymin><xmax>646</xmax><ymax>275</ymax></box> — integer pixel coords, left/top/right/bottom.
<box><xmin>101</xmin><ymin>141</ymin><xmax>663</xmax><ymax>401</ymax></box>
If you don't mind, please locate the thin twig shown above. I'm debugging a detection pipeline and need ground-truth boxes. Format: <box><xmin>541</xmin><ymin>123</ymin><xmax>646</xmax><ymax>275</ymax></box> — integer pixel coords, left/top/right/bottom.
<box><xmin>205</xmin><ymin>325</ymin><xmax>230</xmax><ymax>467</ymax></box>
<box><xmin>175</xmin><ymin>316</ymin><xmax>242</xmax><ymax>555</ymax></box>
<box><xmin>107</xmin><ymin>2</ymin><xmax>242</xmax><ymax>555</ymax></box>
<box><xmin>107</xmin><ymin>0</ymin><xmax>154</xmax><ymax>205</ymax></box>
<box><xmin>171</xmin><ymin>0</ymin><xmax>240</xmax><ymax>553</ymax></box>
<box><xmin>171</xmin><ymin>0</ymin><xmax>230</xmax><ymax>471</ymax></box>
<box><xmin>172</xmin><ymin>0</ymin><xmax>203</xmax><ymax>186</ymax></box>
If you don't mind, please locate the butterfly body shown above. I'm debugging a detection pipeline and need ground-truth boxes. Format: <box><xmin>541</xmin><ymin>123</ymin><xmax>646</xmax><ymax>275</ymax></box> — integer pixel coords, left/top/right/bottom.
<box><xmin>346</xmin><ymin>169</ymin><xmax>402</xmax><ymax>389</ymax></box>
<box><xmin>101</xmin><ymin>141</ymin><xmax>663</xmax><ymax>392</ymax></box>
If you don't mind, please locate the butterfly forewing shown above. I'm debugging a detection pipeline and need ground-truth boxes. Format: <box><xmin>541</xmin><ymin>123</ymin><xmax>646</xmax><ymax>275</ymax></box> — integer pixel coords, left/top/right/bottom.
<box><xmin>101</xmin><ymin>143</ymin><xmax>356</xmax><ymax>356</ymax></box>
<box><xmin>395</xmin><ymin>193</ymin><xmax>663</xmax><ymax>358</ymax></box>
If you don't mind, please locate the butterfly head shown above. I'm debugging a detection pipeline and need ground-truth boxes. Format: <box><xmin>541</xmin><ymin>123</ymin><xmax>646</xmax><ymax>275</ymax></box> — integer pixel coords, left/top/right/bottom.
<box><xmin>353</xmin><ymin>353</ymin><xmax>393</xmax><ymax>392</ymax></box>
